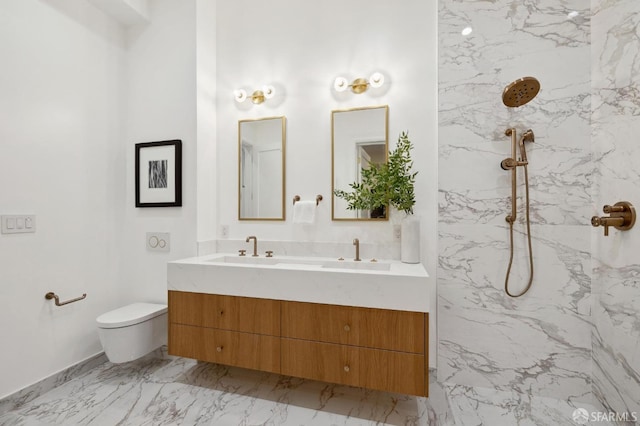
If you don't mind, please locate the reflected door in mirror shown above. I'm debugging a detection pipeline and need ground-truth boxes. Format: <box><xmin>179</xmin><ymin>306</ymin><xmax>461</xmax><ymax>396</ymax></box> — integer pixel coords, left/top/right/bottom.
<box><xmin>332</xmin><ymin>106</ymin><xmax>389</xmax><ymax>220</ymax></box>
<box><xmin>239</xmin><ymin>117</ymin><xmax>286</xmax><ymax>220</ymax></box>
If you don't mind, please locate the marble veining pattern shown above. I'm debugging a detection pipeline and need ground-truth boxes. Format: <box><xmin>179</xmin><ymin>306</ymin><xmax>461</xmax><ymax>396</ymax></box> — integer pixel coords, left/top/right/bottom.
<box><xmin>0</xmin><ymin>352</ymin><xmax>612</xmax><ymax>426</ymax></box>
<box><xmin>438</xmin><ymin>0</ymin><xmax>593</xmax><ymax>404</ymax></box>
<box><xmin>0</xmin><ymin>353</ymin><xmax>107</xmax><ymax>416</ymax></box>
<box><xmin>591</xmin><ymin>0</ymin><xmax>640</xmax><ymax>420</ymax></box>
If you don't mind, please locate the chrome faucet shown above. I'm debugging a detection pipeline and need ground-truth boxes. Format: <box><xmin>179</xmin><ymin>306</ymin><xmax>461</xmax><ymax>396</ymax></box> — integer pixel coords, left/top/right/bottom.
<box><xmin>245</xmin><ymin>236</ymin><xmax>258</xmax><ymax>257</ymax></box>
<box><xmin>353</xmin><ymin>238</ymin><xmax>361</xmax><ymax>261</ymax></box>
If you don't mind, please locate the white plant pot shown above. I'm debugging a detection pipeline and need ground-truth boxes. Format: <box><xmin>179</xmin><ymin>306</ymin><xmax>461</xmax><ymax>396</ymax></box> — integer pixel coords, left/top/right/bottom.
<box><xmin>401</xmin><ymin>215</ymin><xmax>421</xmax><ymax>264</ymax></box>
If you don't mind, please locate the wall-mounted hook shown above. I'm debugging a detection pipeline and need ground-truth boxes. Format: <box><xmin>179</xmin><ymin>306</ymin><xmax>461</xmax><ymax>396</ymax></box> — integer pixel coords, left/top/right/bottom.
<box><xmin>591</xmin><ymin>201</ymin><xmax>636</xmax><ymax>236</ymax></box>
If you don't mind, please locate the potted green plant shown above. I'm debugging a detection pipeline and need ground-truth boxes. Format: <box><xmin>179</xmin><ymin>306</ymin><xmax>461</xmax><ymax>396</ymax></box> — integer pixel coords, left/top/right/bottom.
<box><xmin>334</xmin><ymin>131</ymin><xmax>420</xmax><ymax>263</ymax></box>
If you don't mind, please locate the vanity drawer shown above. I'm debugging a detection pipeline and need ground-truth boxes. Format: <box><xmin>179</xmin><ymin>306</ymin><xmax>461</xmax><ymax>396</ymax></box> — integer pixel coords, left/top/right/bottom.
<box><xmin>281</xmin><ymin>301</ymin><xmax>424</xmax><ymax>353</ymax></box>
<box><xmin>169</xmin><ymin>291</ymin><xmax>280</xmax><ymax>336</ymax></box>
<box><xmin>169</xmin><ymin>324</ymin><xmax>280</xmax><ymax>373</ymax></box>
<box><xmin>281</xmin><ymin>339</ymin><xmax>425</xmax><ymax>396</ymax></box>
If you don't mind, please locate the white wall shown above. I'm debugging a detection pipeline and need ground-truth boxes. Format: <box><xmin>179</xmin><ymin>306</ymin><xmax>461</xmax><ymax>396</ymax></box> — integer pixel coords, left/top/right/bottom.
<box><xmin>0</xmin><ymin>0</ymin><xmax>125</xmax><ymax>398</ymax></box>
<box><xmin>214</xmin><ymin>0</ymin><xmax>438</xmax><ymax>365</ymax></box>
<box><xmin>196</xmin><ymin>0</ymin><xmax>217</xmax><ymax>243</ymax></box>
<box><xmin>0</xmin><ymin>0</ymin><xmax>436</xmax><ymax>397</ymax></box>
<box><xmin>119</xmin><ymin>0</ymin><xmax>198</xmax><ymax>304</ymax></box>
<box><xmin>0</xmin><ymin>0</ymin><xmax>199</xmax><ymax>398</ymax></box>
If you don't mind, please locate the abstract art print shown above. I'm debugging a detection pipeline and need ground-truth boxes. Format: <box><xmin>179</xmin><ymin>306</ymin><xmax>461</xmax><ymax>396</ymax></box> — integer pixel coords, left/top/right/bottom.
<box><xmin>135</xmin><ymin>140</ymin><xmax>182</xmax><ymax>207</ymax></box>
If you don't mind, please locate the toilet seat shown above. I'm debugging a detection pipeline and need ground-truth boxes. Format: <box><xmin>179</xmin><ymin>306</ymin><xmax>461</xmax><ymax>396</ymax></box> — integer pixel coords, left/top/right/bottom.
<box><xmin>96</xmin><ymin>303</ymin><xmax>167</xmax><ymax>329</ymax></box>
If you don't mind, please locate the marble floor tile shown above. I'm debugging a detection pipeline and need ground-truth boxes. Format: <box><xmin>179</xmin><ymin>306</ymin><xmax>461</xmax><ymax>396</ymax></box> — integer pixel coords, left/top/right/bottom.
<box><xmin>0</xmin><ymin>352</ymin><xmax>615</xmax><ymax>425</ymax></box>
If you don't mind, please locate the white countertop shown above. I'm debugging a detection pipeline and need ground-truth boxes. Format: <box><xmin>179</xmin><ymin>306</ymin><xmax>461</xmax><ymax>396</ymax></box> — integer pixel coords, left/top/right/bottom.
<box><xmin>168</xmin><ymin>253</ymin><xmax>429</xmax><ymax>313</ymax></box>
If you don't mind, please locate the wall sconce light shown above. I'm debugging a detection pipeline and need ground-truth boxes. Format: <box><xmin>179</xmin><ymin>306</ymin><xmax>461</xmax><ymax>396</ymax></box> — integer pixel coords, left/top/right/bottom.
<box><xmin>234</xmin><ymin>85</ymin><xmax>276</xmax><ymax>105</ymax></box>
<box><xmin>333</xmin><ymin>72</ymin><xmax>385</xmax><ymax>94</ymax></box>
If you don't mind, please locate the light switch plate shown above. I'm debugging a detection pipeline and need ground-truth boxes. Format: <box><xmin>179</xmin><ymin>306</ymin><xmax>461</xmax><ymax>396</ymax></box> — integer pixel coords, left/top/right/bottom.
<box><xmin>1</xmin><ymin>215</ymin><xmax>36</xmax><ymax>234</ymax></box>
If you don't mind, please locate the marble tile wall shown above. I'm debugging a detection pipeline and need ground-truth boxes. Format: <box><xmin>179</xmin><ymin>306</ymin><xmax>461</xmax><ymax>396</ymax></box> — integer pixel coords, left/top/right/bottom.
<box><xmin>438</xmin><ymin>0</ymin><xmax>593</xmax><ymax>402</ymax></box>
<box><xmin>591</xmin><ymin>0</ymin><xmax>640</xmax><ymax>419</ymax></box>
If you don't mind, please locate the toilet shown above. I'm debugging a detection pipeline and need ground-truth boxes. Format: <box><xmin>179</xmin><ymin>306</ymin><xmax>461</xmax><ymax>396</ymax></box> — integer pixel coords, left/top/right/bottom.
<box><xmin>96</xmin><ymin>303</ymin><xmax>168</xmax><ymax>363</ymax></box>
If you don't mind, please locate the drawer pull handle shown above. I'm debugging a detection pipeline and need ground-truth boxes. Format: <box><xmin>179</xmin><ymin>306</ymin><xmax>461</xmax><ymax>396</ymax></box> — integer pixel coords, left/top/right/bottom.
<box><xmin>343</xmin><ymin>324</ymin><xmax>351</xmax><ymax>332</ymax></box>
<box><xmin>216</xmin><ymin>346</ymin><xmax>223</xmax><ymax>352</ymax></box>
<box><xmin>344</xmin><ymin>365</ymin><xmax>350</xmax><ymax>373</ymax></box>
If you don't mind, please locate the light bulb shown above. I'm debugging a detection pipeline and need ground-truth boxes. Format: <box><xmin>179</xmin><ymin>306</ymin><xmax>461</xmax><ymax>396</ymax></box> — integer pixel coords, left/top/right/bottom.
<box><xmin>263</xmin><ymin>85</ymin><xmax>275</xmax><ymax>99</ymax></box>
<box><xmin>234</xmin><ymin>89</ymin><xmax>247</xmax><ymax>103</ymax></box>
<box><xmin>369</xmin><ymin>72</ymin><xmax>385</xmax><ymax>88</ymax></box>
<box><xmin>334</xmin><ymin>76</ymin><xmax>348</xmax><ymax>92</ymax></box>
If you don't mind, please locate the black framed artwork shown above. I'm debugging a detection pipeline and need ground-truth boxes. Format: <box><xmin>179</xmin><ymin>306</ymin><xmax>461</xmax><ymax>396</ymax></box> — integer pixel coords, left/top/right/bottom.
<box><xmin>135</xmin><ymin>140</ymin><xmax>182</xmax><ymax>207</ymax></box>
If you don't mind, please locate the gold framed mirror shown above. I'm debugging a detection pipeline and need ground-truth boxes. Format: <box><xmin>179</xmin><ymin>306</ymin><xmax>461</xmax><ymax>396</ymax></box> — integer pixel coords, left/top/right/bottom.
<box><xmin>238</xmin><ymin>116</ymin><xmax>286</xmax><ymax>220</ymax></box>
<box><xmin>331</xmin><ymin>105</ymin><xmax>389</xmax><ymax>220</ymax></box>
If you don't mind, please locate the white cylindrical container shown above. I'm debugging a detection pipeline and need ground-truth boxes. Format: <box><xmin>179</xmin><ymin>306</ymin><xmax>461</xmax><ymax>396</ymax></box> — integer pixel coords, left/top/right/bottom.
<box><xmin>401</xmin><ymin>214</ymin><xmax>421</xmax><ymax>264</ymax></box>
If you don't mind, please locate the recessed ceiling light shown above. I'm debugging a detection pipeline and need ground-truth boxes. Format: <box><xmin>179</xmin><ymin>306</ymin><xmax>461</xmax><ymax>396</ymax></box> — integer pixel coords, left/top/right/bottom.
<box><xmin>461</xmin><ymin>27</ymin><xmax>473</xmax><ymax>36</ymax></box>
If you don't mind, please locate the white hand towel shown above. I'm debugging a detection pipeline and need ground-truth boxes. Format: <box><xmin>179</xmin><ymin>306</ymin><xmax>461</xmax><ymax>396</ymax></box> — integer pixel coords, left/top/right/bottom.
<box><xmin>293</xmin><ymin>200</ymin><xmax>316</xmax><ymax>224</ymax></box>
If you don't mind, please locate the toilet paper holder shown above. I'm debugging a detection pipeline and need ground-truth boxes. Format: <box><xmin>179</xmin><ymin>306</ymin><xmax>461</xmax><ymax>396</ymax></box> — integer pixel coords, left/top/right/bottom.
<box><xmin>45</xmin><ymin>291</ymin><xmax>87</xmax><ymax>306</ymax></box>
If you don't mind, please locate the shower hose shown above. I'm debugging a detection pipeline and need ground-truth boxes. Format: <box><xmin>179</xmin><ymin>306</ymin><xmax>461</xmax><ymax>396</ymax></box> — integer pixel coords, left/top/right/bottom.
<box><xmin>504</xmin><ymin>163</ymin><xmax>534</xmax><ymax>298</ymax></box>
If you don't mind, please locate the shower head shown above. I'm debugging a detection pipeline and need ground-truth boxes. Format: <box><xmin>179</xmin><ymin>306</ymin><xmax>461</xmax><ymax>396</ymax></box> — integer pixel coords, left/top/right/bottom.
<box><xmin>502</xmin><ymin>77</ymin><xmax>540</xmax><ymax>107</ymax></box>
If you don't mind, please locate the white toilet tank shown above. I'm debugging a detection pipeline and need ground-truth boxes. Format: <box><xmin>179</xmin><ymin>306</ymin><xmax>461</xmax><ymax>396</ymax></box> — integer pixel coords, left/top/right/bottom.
<box><xmin>96</xmin><ymin>303</ymin><xmax>167</xmax><ymax>363</ymax></box>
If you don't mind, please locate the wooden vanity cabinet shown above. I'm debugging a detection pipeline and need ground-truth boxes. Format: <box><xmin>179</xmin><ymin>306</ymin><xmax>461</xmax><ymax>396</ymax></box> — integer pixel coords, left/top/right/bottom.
<box><xmin>168</xmin><ymin>291</ymin><xmax>281</xmax><ymax>373</ymax></box>
<box><xmin>168</xmin><ymin>291</ymin><xmax>280</xmax><ymax>335</ymax></box>
<box><xmin>170</xmin><ymin>324</ymin><xmax>280</xmax><ymax>373</ymax></box>
<box><xmin>281</xmin><ymin>301</ymin><xmax>427</xmax><ymax>396</ymax></box>
<box><xmin>168</xmin><ymin>291</ymin><xmax>429</xmax><ymax>396</ymax></box>
<box><xmin>281</xmin><ymin>301</ymin><xmax>424</xmax><ymax>353</ymax></box>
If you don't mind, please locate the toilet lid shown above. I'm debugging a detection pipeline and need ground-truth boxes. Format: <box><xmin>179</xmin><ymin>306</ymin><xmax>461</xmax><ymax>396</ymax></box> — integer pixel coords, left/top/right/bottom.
<box><xmin>96</xmin><ymin>303</ymin><xmax>167</xmax><ymax>329</ymax></box>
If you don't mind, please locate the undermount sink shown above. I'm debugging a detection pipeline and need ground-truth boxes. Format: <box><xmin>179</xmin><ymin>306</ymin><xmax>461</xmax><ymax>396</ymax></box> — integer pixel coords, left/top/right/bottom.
<box><xmin>208</xmin><ymin>255</ymin><xmax>322</xmax><ymax>266</ymax></box>
<box><xmin>168</xmin><ymin>252</ymin><xmax>429</xmax><ymax>312</ymax></box>
<box><xmin>321</xmin><ymin>260</ymin><xmax>391</xmax><ymax>271</ymax></box>
<box><xmin>207</xmin><ymin>255</ymin><xmax>390</xmax><ymax>271</ymax></box>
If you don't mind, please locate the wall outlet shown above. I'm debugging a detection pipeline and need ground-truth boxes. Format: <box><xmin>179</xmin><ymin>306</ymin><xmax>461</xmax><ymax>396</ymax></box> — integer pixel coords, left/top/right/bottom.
<box><xmin>146</xmin><ymin>232</ymin><xmax>170</xmax><ymax>252</ymax></box>
<box><xmin>393</xmin><ymin>225</ymin><xmax>401</xmax><ymax>240</ymax></box>
<box><xmin>1</xmin><ymin>215</ymin><xmax>36</xmax><ymax>234</ymax></box>
<box><xmin>220</xmin><ymin>225</ymin><xmax>229</xmax><ymax>239</ymax></box>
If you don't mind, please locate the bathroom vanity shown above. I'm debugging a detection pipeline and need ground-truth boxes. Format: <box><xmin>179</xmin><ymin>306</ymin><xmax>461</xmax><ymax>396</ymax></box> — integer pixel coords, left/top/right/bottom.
<box><xmin>167</xmin><ymin>253</ymin><xmax>429</xmax><ymax>396</ymax></box>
